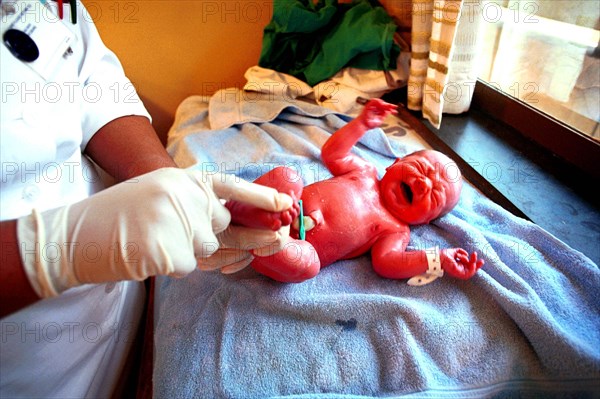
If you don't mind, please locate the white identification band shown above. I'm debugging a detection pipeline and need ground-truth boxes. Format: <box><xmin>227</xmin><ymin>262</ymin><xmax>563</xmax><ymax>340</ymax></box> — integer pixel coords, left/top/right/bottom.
<box><xmin>407</xmin><ymin>246</ymin><xmax>443</xmax><ymax>286</ymax></box>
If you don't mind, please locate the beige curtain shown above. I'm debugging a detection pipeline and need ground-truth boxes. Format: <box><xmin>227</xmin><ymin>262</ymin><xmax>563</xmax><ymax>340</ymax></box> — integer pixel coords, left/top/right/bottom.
<box><xmin>385</xmin><ymin>0</ymin><xmax>483</xmax><ymax>129</ymax></box>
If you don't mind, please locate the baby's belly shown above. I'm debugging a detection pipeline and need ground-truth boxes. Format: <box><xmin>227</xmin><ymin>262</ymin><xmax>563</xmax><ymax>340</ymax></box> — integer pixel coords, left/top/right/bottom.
<box><xmin>306</xmin><ymin>199</ymin><xmax>390</xmax><ymax>266</ymax></box>
<box><xmin>301</xmin><ymin>182</ymin><xmax>394</xmax><ymax>267</ymax></box>
<box><xmin>306</xmin><ymin>223</ymin><xmax>378</xmax><ymax>267</ymax></box>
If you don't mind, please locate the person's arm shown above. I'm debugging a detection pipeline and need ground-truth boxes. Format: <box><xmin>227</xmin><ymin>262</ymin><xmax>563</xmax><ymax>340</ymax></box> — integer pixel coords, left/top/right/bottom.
<box><xmin>1</xmin><ymin>167</ymin><xmax>294</xmax><ymax>318</ymax></box>
<box><xmin>0</xmin><ymin>220</ymin><xmax>39</xmax><ymax>317</ymax></box>
<box><xmin>85</xmin><ymin>115</ymin><xmax>176</xmax><ymax>182</ymax></box>
<box><xmin>0</xmin><ymin>88</ymin><xmax>170</xmax><ymax>320</ymax></box>
<box><xmin>321</xmin><ymin>99</ymin><xmax>397</xmax><ymax>176</ymax></box>
<box><xmin>371</xmin><ymin>233</ymin><xmax>484</xmax><ymax>281</ymax></box>
<box><xmin>370</xmin><ymin>232</ymin><xmax>419</xmax><ymax>279</ymax></box>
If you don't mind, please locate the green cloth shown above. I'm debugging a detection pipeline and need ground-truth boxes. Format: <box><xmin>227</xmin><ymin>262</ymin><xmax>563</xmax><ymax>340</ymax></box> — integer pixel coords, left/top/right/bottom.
<box><xmin>259</xmin><ymin>0</ymin><xmax>400</xmax><ymax>86</ymax></box>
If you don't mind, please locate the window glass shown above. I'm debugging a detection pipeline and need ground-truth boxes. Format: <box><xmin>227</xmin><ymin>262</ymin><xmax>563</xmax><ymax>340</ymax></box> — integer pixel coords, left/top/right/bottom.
<box><xmin>477</xmin><ymin>0</ymin><xmax>599</xmax><ymax>140</ymax></box>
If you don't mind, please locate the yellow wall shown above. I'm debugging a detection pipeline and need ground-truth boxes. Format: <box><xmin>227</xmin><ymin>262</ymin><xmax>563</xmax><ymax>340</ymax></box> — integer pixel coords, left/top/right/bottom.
<box><xmin>83</xmin><ymin>1</ymin><xmax>273</xmax><ymax>143</ymax></box>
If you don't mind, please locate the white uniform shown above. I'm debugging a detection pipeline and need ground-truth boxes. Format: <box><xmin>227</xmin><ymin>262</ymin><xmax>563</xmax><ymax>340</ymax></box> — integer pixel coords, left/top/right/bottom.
<box><xmin>1</xmin><ymin>2</ymin><xmax>148</xmax><ymax>397</ymax></box>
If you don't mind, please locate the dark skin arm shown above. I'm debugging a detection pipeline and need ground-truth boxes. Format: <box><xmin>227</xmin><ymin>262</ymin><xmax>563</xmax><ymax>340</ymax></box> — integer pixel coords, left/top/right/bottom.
<box><xmin>0</xmin><ymin>116</ymin><xmax>175</xmax><ymax>318</ymax></box>
<box><xmin>85</xmin><ymin>115</ymin><xmax>177</xmax><ymax>182</ymax></box>
<box><xmin>0</xmin><ymin>220</ymin><xmax>35</xmax><ymax>317</ymax></box>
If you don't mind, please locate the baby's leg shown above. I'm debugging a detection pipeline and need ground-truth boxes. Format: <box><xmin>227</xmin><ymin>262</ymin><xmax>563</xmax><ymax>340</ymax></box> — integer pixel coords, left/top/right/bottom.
<box><xmin>252</xmin><ymin>239</ymin><xmax>321</xmax><ymax>283</ymax></box>
<box><xmin>226</xmin><ymin>166</ymin><xmax>320</xmax><ymax>282</ymax></box>
<box><xmin>226</xmin><ymin>166</ymin><xmax>303</xmax><ymax>230</ymax></box>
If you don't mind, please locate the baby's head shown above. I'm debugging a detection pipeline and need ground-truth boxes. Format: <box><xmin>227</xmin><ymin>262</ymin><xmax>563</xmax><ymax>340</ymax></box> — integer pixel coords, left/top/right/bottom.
<box><xmin>380</xmin><ymin>150</ymin><xmax>462</xmax><ymax>224</ymax></box>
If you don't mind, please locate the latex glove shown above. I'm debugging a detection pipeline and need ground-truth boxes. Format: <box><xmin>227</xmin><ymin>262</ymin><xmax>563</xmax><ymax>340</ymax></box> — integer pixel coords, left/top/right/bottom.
<box><xmin>197</xmin><ymin>225</ymin><xmax>291</xmax><ymax>275</ymax></box>
<box><xmin>17</xmin><ymin>168</ymin><xmax>293</xmax><ymax>298</ymax></box>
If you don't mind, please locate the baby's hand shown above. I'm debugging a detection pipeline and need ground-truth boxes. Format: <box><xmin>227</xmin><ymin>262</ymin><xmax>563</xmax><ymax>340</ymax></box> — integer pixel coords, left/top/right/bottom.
<box><xmin>441</xmin><ymin>248</ymin><xmax>484</xmax><ymax>280</ymax></box>
<box><xmin>359</xmin><ymin>98</ymin><xmax>398</xmax><ymax>129</ymax></box>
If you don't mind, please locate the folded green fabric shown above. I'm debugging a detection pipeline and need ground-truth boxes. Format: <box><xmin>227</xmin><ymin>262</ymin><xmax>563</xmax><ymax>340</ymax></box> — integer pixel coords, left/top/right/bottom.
<box><xmin>259</xmin><ymin>0</ymin><xmax>400</xmax><ymax>86</ymax></box>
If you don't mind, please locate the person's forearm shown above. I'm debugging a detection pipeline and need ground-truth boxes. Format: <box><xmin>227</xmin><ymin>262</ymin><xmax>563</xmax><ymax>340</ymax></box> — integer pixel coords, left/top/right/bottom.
<box><xmin>0</xmin><ymin>220</ymin><xmax>39</xmax><ymax>317</ymax></box>
<box><xmin>85</xmin><ymin>115</ymin><xmax>177</xmax><ymax>182</ymax></box>
<box><xmin>0</xmin><ymin>116</ymin><xmax>173</xmax><ymax>317</ymax></box>
<box><xmin>372</xmin><ymin>247</ymin><xmax>428</xmax><ymax>280</ymax></box>
<box><xmin>321</xmin><ymin>117</ymin><xmax>373</xmax><ymax>176</ymax></box>
<box><xmin>321</xmin><ymin>117</ymin><xmax>369</xmax><ymax>165</ymax></box>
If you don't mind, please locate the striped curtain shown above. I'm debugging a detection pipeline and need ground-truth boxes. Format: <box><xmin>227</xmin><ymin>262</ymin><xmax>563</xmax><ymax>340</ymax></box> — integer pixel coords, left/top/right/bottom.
<box><xmin>407</xmin><ymin>0</ymin><xmax>482</xmax><ymax>128</ymax></box>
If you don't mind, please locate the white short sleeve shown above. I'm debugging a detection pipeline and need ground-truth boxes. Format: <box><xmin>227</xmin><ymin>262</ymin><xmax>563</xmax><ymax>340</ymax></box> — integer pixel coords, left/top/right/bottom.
<box><xmin>75</xmin><ymin>9</ymin><xmax>151</xmax><ymax>149</ymax></box>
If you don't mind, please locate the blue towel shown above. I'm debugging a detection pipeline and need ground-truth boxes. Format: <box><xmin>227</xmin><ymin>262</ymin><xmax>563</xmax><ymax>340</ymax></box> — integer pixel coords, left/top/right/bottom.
<box><xmin>156</xmin><ymin>90</ymin><xmax>600</xmax><ymax>398</ymax></box>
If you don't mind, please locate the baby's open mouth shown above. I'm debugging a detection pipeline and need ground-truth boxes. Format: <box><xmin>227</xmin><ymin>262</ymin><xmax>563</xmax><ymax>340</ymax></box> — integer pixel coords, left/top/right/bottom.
<box><xmin>401</xmin><ymin>182</ymin><xmax>413</xmax><ymax>204</ymax></box>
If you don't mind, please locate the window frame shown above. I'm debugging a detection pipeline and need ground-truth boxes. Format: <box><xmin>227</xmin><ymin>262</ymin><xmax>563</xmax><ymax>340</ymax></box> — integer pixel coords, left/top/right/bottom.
<box><xmin>471</xmin><ymin>79</ymin><xmax>600</xmax><ymax>181</ymax></box>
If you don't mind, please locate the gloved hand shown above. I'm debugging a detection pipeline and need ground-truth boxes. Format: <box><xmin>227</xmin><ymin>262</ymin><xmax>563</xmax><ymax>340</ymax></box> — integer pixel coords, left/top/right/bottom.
<box><xmin>17</xmin><ymin>167</ymin><xmax>294</xmax><ymax>298</ymax></box>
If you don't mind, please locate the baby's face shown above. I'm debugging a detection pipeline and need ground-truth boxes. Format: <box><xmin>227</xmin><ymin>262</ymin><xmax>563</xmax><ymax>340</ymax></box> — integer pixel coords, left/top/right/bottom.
<box><xmin>380</xmin><ymin>150</ymin><xmax>462</xmax><ymax>225</ymax></box>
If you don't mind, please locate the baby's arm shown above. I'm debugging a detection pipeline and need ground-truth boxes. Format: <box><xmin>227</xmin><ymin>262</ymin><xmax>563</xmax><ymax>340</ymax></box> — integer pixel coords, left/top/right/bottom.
<box><xmin>322</xmin><ymin>99</ymin><xmax>397</xmax><ymax>176</ymax></box>
<box><xmin>371</xmin><ymin>232</ymin><xmax>421</xmax><ymax>279</ymax></box>
<box><xmin>371</xmin><ymin>233</ymin><xmax>483</xmax><ymax>281</ymax></box>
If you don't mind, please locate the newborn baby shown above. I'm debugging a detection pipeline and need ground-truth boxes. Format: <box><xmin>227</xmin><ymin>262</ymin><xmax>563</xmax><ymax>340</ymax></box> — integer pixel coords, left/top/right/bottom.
<box><xmin>226</xmin><ymin>99</ymin><xmax>484</xmax><ymax>284</ymax></box>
